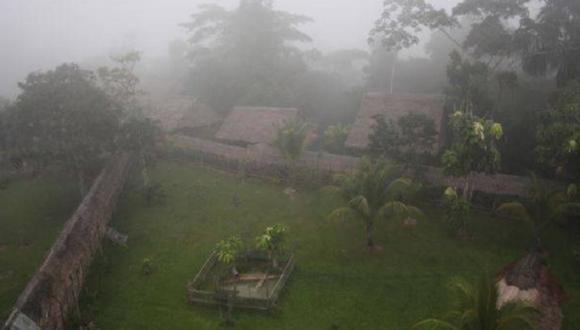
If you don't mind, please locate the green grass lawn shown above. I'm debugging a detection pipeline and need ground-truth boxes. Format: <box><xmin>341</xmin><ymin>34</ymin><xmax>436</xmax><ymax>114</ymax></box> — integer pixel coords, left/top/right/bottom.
<box><xmin>77</xmin><ymin>161</ymin><xmax>580</xmax><ymax>329</ymax></box>
<box><xmin>0</xmin><ymin>177</ymin><xmax>78</xmax><ymax>322</ymax></box>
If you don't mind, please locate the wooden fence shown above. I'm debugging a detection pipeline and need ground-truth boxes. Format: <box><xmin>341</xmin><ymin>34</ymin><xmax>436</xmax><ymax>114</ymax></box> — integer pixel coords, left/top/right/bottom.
<box><xmin>169</xmin><ymin>135</ymin><xmax>532</xmax><ymax>197</ymax></box>
<box><xmin>2</xmin><ymin>153</ymin><xmax>132</xmax><ymax>330</ymax></box>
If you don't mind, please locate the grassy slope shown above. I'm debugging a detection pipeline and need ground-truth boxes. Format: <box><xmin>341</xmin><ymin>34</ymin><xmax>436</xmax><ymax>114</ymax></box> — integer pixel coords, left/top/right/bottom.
<box><xmin>81</xmin><ymin>161</ymin><xmax>579</xmax><ymax>329</ymax></box>
<box><xmin>0</xmin><ymin>177</ymin><xmax>78</xmax><ymax>321</ymax></box>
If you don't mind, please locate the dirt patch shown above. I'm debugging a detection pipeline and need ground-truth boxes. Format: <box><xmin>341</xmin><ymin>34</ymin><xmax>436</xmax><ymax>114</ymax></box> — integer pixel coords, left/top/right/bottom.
<box><xmin>0</xmin><ymin>244</ymin><xmax>7</xmax><ymax>253</ymax></box>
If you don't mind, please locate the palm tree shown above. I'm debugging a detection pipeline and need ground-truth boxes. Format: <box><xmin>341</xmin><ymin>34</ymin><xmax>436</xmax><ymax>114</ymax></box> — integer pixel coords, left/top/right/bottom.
<box><xmin>414</xmin><ymin>276</ymin><xmax>538</xmax><ymax>330</ymax></box>
<box><xmin>496</xmin><ymin>173</ymin><xmax>580</xmax><ymax>249</ymax></box>
<box><xmin>328</xmin><ymin>158</ymin><xmax>422</xmax><ymax>250</ymax></box>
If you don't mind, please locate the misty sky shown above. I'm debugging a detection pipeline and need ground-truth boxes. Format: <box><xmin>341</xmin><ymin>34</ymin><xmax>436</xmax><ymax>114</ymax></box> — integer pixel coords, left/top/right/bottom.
<box><xmin>0</xmin><ymin>0</ymin><xmax>459</xmax><ymax>97</ymax></box>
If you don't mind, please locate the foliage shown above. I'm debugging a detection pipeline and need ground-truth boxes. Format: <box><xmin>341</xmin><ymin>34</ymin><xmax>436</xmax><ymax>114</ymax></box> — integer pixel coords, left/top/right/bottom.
<box><xmin>216</xmin><ymin>236</ymin><xmax>244</xmax><ymax>265</ymax></box>
<box><xmin>398</xmin><ymin>113</ymin><xmax>438</xmax><ymax>164</ymax></box>
<box><xmin>368</xmin><ymin>115</ymin><xmax>400</xmax><ymax>160</ymax></box>
<box><xmin>323</xmin><ymin>124</ymin><xmax>350</xmax><ymax>154</ymax></box>
<box><xmin>535</xmin><ymin>80</ymin><xmax>580</xmax><ymax>179</ymax></box>
<box><xmin>496</xmin><ymin>173</ymin><xmax>580</xmax><ymax>247</ymax></box>
<box><xmin>446</xmin><ymin>51</ymin><xmax>494</xmax><ymax>118</ymax></box>
<box><xmin>273</xmin><ymin>118</ymin><xmax>311</xmax><ymax>162</ymax></box>
<box><xmin>442</xmin><ymin>105</ymin><xmax>503</xmax><ymax>199</ymax></box>
<box><xmin>369</xmin><ymin>0</ymin><xmax>456</xmax><ymax>51</ymax></box>
<box><xmin>369</xmin><ymin>113</ymin><xmax>438</xmax><ymax>166</ymax></box>
<box><xmin>372</xmin><ymin>0</ymin><xmax>580</xmax><ymax>86</ymax></box>
<box><xmin>443</xmin><ymin>187</ymin><xmax>472</xmax><ymax>235</ymax></box>
<box><xmin>328</xmin><ymin>158</ymin><xmax>422</xmax><ymax>249</ymax></box>
<box><xmin>97</xmin><ymin>51</ymin><xmax>143</xmax><ymax>117</ymax></box>
<box><xmin>181</xmin><ymin>0</ymin><xmax>312</xmax><ymax>113</ymax></box>
<box><xmin>6</xmin><ymin>64</ymin><xmax>121</xmax><ymax>196</ymax></box>
<box><xmin>256</xmin><ymin>224</ymin><xmax>287</xmax><ymax>255</ymax></box>
<box><xmin>414</xmin><ymin>275</ymin><xmax>539</xmax><ymax>330</ymax></box>
<box><xmin>0</xmin><ymin>97</ymin><xmax>11</xmax><ymax>152</ymax></box>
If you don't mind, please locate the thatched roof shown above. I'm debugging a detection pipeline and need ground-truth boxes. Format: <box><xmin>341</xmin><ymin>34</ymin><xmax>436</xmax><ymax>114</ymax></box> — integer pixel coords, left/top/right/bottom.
<box><xmin>146</xmin><ymin>97</ymin><xmax>221</xmax><ymax>131</ymax></box>
<box><xmin>215</xmin><ymin>107</ymin><xmax>299</xmax><ymax>145</ymax></box>
<box><xmin>345</xmin><ymin>92</ymin><xmax>444</xmax><ymax>150</ymax></box>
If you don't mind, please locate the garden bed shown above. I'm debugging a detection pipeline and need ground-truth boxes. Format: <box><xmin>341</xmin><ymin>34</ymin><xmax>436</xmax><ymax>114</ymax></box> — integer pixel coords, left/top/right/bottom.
<box><xmin>187</xmin><ymin>251</ymin><xmax>295</xmax><ymax>311</ymax></box>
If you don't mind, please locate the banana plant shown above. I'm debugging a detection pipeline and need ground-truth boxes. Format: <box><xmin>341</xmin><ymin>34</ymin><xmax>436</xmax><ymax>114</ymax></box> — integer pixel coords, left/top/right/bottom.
<box><xmin>215</xmin><ymin>236</ymin><xmax>244</xmax><ymax>276</ymax></box>
<box><xmin>256</xmin><ymin>224</ymin><xmax>288</xmax><ymax>269</ymax></box>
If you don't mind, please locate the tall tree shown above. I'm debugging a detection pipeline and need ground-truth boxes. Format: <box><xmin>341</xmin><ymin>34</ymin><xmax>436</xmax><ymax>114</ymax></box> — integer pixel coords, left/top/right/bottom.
<box><xmin>181</xmin><ymin>0</ymin><xmax>312</xmax><ymax>112</ymax></box>
<box><xmin>535</xmin><ymin>79</ymin><xmax>580</xmax><ymax>179</ymax></box>
<box><xmin>442</xmin><ymin>105</ymin><xmax>503</xmax><ymax>200</ymax></box>
<box><xmin>97</xmin><ymin>52</ymin><xmax>160</xmax><ymax>188</ymax></box>
<box><xmin>7</xmin><ymin>64</ymin><xmax>121</xmax><ymax>196</ymax></box>
<box><xmin>372</xmin><ymin>0</ymin><xmax>580</xmax><ymax>86</ymax></box>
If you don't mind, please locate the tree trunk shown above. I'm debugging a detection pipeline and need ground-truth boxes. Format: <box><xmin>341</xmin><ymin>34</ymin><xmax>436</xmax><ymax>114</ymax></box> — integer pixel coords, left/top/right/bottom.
<box><xmin>366</xmin><ymin>221</ymin><xmax>375</xmax><ymax>250</ymax></box>
<box><xmin>461</xmin><ymin>173</ymin><xmax>473</xmax><ymax>201</ymax></box>
<box><xmin>268</xmin><ymin>250</ymin><xmax>278</xmax><ymax>269</ymax></box>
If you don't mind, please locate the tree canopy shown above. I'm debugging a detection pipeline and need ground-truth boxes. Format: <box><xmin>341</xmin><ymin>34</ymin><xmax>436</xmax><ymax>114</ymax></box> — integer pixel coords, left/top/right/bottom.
<box><xmin>182</xmin><ymin>0</ymin><xmax>312</xmax><ymax>113</ymax></box>
<box><xmin>372</xmin><ymin>0</ymin><xmax>580</xmax><ymax>86</ymax></box>
<box><xmin>6</xmin><ymin>64</ymin><xmax>121</xmax><ymax>194</ymax></box>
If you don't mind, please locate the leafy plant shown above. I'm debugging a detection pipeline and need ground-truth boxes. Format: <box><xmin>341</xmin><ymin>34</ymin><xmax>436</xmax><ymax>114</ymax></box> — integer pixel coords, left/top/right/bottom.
<box><xmin>328</xmin><ymin>158</ymin><xmax>422</xmax><ymax>250</ymax></box>
<box><xmin>496</xmin><ymin>173</ymin><xmax>580</xmax><ymax>249</ymax></box>
<box><xmin>368</xmin><ymin>114</ymin><xmax>400</xmax><ymax>160</ymax></box>
<box><xmin>535</xmin><ymin>80</ymin><xmax>580</xmax><ymax>179</ymax></box>
<box><xmin>443</xmin><ymin>187</ymin><xmax>472</xmax><ymax>237</ymax></box>
<box><xmin>442</xmin><ymin>104</ymin><xmax>503</xmax><ymax>200</ymax></box>
<box><xmin>256</xmin><ymin>224</ymin><xmax>287</xmax><ymax>269</ymax></box>
<box><xmin>216</xmin><ymin>236</ymin><xmax>244</xmax><ymax>266</ymax></box>
<box><xmin>273</xmin><ymin>118</ymin><xmax>311</xmax><ymax>185</ymax></box>
<box><xmin>323</xmin><ymin>124</ymin><xmax>350</xmax><ymax>154</ymax></box>
<box><xmin>273</xmin><ymin>118</ymin><xmax>312</xmax><ymax>162</ymax></box>
<box><xmin>368</xmin><ymin>113</ymin><xmax>438</xmax><ymax>168</ymax></box>
<box><xmin>414</xmin><ymin>275</ymin><xmax>538</xmax><ymax>330</ymax></box>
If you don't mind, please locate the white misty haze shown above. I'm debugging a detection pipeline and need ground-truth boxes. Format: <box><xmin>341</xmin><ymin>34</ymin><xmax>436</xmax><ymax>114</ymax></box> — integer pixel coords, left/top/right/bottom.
<box><xmin>0</xmin><ymin>0</ymin><xmax>458</xmax><ymax>97</ymax></box>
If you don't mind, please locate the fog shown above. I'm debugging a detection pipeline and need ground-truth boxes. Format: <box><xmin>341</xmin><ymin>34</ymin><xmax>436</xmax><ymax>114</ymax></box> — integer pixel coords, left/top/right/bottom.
<box><xmin>0</xmin><ymin>0</ymin><xmax>458</xmax><ymax>97</ymax></box>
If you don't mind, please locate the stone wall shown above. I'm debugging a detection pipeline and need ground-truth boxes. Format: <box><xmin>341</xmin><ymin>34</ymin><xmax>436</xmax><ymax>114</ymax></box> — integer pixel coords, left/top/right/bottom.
<box><xmin>3</xmin><ymin>153</ymin><xmax>132</xmax><ymax>330</ymax></box>
<box><xmin>172</xmin><ymin>135</ymin><xmax>532</xmax><ymax>197</ymax></box>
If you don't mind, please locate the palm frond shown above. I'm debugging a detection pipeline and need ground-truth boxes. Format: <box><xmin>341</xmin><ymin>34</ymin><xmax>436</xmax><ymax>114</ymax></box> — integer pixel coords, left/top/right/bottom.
<box><xmin>552</xmin><ymin>202</ymin><xmax>580</xmax><ymax>218</ymax></box>
<box><xmin>497</xmin><ymin>302</ymin><xmax>540</xmax><ymax>330</ymax></box>
<box><xmin>407</xmin><ymin>205</ymin><xmax>425</xmax><ymax>220</ymax></box>
<box><xmin>348</xmin><ymin>196</ymin><xmax>370</xmax><ymax>217</ymax></box>
<box><xmin>496</xmin><ymin>202</ymin><xmax>532</xmax><ymax>222</ymax></box>
<box><xmin>386</xmin><ymin>177</ymin><xmax>413</xmax><ymax>197</ymax></box>
<box><xmin>380</xmin><ymin>201</ymin><xmax>409</xmax><ymax>219</ymax></box>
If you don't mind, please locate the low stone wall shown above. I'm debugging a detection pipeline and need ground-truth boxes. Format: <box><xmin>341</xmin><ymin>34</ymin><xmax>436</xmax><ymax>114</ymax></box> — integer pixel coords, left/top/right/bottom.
<box><xmin>3</xmin><ymin>153</ymin><xmax>132</xmax><ymax>330</ymax></box>
<box><xmin>171</xmin><ymin>135</ymin><xmax>531</xmax><ymax>197</ymax></box>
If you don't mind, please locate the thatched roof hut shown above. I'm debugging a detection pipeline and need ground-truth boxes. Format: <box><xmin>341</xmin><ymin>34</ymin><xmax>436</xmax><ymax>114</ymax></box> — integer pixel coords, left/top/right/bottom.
<box><xmin>345</xmin><ymin>92</ymin><xmax>445</xmax><ymax>151</ymax></box>
<box><xmin>146</xmin><ymin>98</ymin><xmax>221</xmax><ymax>132</ymax></box>
<box><xmin>215</xmin><ymin>106</ymin><xmax>300</xmax><ymax>145</ymax></box>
